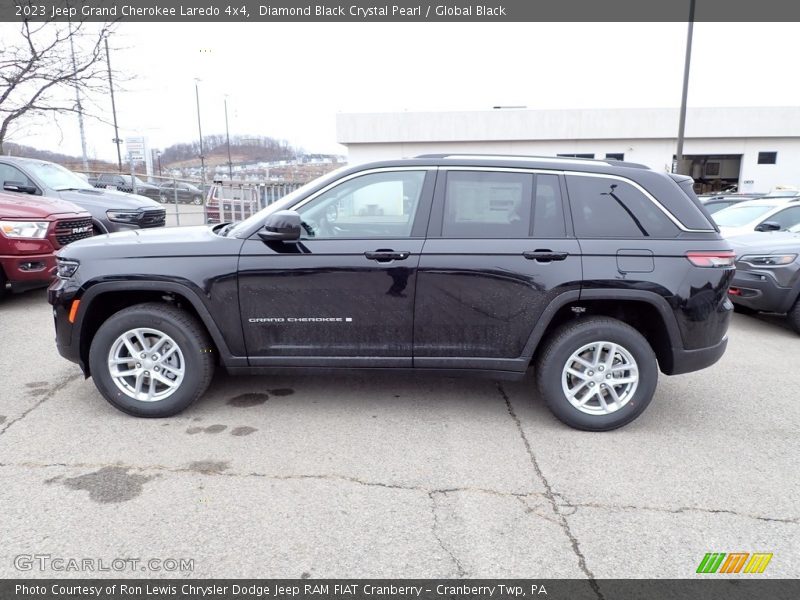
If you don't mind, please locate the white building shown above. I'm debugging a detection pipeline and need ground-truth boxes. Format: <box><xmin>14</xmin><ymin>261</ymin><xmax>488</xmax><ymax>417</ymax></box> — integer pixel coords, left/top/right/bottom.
<box><xmin>336</xmin><ymin>107</ymin><xmax>800</xmax><ymax>194</ymax></box>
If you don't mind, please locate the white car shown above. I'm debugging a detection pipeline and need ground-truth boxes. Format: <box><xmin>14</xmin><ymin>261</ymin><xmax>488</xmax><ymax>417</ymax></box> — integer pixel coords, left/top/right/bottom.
<box><xmin>713</xmin><ymin>196</ymin><xmax>800</xmax><ymax>237</ymax></box>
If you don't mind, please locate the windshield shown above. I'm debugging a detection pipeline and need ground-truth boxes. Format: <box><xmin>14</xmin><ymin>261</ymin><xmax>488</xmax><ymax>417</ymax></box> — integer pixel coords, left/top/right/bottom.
<box><xmin>763</xmin><ymin>191</ymin><xmax>799</xmax><ymax>198</ymax></box>
<box><xmin>713</xmin><ymin>204</ymin><xmax>776</xmax><ymax>227</ymax></box>
<box><xmin>26</xmin><ymin>161</ymin><xmax>93</xmax><ymax>191</ymax></box>
<box><xmin>227</xmin><ymin>166</ymin><xmax>351</xmax><ymax>237</ymax></box>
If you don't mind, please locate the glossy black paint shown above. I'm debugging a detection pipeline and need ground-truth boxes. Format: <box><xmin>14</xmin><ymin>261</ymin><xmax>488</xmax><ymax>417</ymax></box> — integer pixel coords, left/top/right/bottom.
<box><xmin>48</xmin><ymin>156</ymin><xmax>734</xmax><ymax>380</ymax></box>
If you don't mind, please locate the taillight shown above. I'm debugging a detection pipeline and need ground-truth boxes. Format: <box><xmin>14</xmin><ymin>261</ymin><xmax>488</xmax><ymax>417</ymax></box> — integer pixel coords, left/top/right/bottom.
<box><xmin>685</xmin><ymin>250</ymin><xmax>736</xmax><ymax>268</ymax></box>
<box><xmin>728</xmin><ymin>287</ymin><xmax>741</xmax><ymax>296</ymax></box>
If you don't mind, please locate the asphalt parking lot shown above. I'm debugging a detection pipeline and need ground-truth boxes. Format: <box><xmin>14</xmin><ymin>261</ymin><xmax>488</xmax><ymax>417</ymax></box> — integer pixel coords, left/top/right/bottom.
<box><xmin>0</xmin><ymin>286</ymin><xmax>798</xmax><ymax>579</ymax></box>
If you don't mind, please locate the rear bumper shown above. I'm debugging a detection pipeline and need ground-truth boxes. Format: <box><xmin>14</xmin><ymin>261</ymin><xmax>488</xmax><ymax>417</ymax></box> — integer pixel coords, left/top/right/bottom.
<box><xmin>0</xmin><ymin>253</ymin><xmax>56</xmax><ymax>292</ymax></box>
<box><xmin>729</xmin><ymin>270</ymin><xmax>796</xmax><ymax>314</ymax></box>
<box><xmin>666</xmin><ymin>335</ymin><xmax>728</xmax><ymax>375</ymax></box>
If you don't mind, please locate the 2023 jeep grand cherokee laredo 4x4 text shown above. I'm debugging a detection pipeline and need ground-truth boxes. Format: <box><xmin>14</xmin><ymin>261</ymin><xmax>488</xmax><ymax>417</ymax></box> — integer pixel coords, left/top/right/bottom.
<box><xmin>48</xmin><ymin>155</ymin><xmax>734</xmax><ymax>431</ymax></box>
<box><xmin>1</xmin><ymin>191</ymin><xmax>92</xmax><ymax>295</ymax></box>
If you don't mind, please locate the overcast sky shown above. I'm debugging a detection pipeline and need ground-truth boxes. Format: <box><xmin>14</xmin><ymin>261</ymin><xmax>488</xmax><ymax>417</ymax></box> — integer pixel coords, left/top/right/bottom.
<box><xmin>4</xmin><ymin>21</ymin><xmax>800</xmax><ymax>160</ymax></box>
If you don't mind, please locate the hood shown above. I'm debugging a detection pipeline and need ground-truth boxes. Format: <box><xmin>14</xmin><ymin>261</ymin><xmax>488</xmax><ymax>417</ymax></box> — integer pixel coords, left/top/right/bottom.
<box><xmin>0</xmin><ymin>192</ymin><xmax>87</xmax><ymax>219</ymax></box>
<box><xmin>56</xmin><ymin>187</ymin><xmax>162</xmax><ymax>210</ymax></box>
<box><xmin>60</xmin><ymin>225</ymin><xmax>237</xmax><ymax>259</ymax></box>
<box><xmin>728</xmin><ymin>231</ymin><xmax>800</xmax><ymax>254</ymax></box>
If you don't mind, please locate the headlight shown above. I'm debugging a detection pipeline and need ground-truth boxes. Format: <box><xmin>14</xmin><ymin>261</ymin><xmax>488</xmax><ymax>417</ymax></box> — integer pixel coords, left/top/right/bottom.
<box><xmin>739</xmin><ymin>254</ymin><xmax>798</xmax><ymax>266</ymax></box>
<box><xmin>106</xmin><ymin>210</ymin><xmax>140</xmax><ymax>223</ymax></box>
<box><xmin>0</xmin><ymin>220</ymin><xmax>49</xmax><ymax>239</ymax></box>
<box><xmin>56</xmin><ymin>257</ymin><xmax>80</xmax><ymax>278</ymax></box>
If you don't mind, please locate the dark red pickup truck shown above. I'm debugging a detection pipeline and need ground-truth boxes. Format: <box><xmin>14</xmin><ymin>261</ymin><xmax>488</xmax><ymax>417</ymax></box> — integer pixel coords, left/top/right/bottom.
<box><xmin>0</xmin><ymin>191</ymin><xmax>92</xmax><ymax>294</ymax></box>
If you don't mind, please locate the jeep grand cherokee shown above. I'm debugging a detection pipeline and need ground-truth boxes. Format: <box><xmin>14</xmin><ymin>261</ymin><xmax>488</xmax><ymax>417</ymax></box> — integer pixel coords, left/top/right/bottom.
<box><xmin>48</xmin><ymin>155</ymin><xmax>734</xmax><ymax>431</ymax></box>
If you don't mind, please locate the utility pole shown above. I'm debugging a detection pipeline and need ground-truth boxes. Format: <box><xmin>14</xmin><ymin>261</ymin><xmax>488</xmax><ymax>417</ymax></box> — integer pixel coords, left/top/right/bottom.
<box><xmin>224</xmin><ymin>95</ymin><xmax>233</xmax><ymax>181</ymax></box>
<box><xmin>675</xmin><ymin>0</ymin><xmax>695</xmax><ymax>175</ymax></box>
<box><xmin>68</xmin><ymin>21</ymin><xmax>89</xmax><ymax>172</ymax></box>
<box><xmin>194</xmin><ymin>78</ymin><xmax>206</xmax><ymax>187</ymax></box>
<box><xmin>105</xmin><ymin>37</ymin><xmax>123</xmax><ymax>171</ymax></box>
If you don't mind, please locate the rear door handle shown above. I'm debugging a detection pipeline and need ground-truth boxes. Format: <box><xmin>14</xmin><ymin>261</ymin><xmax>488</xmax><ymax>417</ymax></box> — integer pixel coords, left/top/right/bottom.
<box><xmin>523</xmin><ymin>250</ymin><xmax>569</xmax><ymax>262</ymax></box>
<box><xmin>365</xmin><ymin>250</ymin><xmax>410</xmax><ymax>262</ymax></box>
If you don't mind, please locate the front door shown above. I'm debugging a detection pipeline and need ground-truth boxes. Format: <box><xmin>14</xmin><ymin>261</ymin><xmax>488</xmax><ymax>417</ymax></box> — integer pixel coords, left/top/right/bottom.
<box><xmin>238</xmin><ymin>168</ymin><xmax>436</xmax><ymax>367</ymax></box>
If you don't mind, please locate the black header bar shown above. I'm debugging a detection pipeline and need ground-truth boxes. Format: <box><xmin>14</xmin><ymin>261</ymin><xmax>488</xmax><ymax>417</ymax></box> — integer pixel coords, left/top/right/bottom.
<box><xmin>4</xmin><ymin>0</ymin><xmax>800</xmax><ymax>22</ymax></box>
<box><xmin>2</xmin><ymin>579</ymin><xmax>800</xmax><ymax>600</ymax></box>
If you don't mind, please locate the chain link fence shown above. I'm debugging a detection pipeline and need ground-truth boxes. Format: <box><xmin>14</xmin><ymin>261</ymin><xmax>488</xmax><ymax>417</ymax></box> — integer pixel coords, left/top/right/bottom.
<box><xmin>78</xmin><ymin>170</ymin><xmax>305</xmax><ymax>227</ymax></box>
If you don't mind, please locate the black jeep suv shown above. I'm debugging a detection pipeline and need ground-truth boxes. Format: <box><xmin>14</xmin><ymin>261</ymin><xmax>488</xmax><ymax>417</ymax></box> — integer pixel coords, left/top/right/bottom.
<box><xmin>48</xmin><ymin>155</ymin><xmax>734</xmax><ymax>430</ymax></box>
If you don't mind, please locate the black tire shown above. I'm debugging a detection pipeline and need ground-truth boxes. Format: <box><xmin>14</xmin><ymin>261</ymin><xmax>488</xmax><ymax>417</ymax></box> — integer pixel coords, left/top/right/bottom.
<box><xmin>535</xmin><ymin>317</ymin><xmax>658</xmax><ymax>431</ymax></box>
<box><xmin>788</xmin><ymin>299</ymin><xmax>800</xmax><ymax>335</ymax></box>
<box><xmin>88</xmin><ymin>302</ymin><xmax>215</xmax><ymax>417</ymax></box>
<box><xmin>0</xmin><ymin>268</ymin><xmax>7</xmax><ymax>298</ymax></box>
<box><xmin>192</xmin><ymin>196</ymin><xmax>202</xmax><ymax>205</ymax></box>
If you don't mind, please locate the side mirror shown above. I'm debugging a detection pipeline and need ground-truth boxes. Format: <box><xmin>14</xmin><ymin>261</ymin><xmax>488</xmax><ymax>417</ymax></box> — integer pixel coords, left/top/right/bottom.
<box><xmin>3</xmin><ymin>180</ymin><xmax>37</xmax><ymax>194</ymax></box>
<box><xmin>755</xmin><ymin>221</ymin><xmax>781</xmax><ymax>232</ymax></box>
<box><xmin>258</xmin><ymin>210</ymin><xmax>302</xmax><ymax>242</ymax></box>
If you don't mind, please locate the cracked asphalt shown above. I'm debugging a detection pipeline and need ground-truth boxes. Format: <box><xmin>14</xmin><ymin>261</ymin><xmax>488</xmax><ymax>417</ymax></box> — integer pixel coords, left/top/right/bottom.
<box><xmin>1</xmin><ymin>288</ymin><xmax>798</xmax><ymax>579</ymax></box>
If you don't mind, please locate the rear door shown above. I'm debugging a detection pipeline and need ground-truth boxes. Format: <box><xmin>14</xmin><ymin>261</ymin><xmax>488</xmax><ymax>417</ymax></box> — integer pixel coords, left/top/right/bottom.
<box><xmin>413</xmin><ymin>168</ymin><xmax>582</xmax><ymax>370</ymax></box>
<box><xmin>238</xmin><ymin>168</ymin><xmax>436</xmax><ymax>366</ymax></box>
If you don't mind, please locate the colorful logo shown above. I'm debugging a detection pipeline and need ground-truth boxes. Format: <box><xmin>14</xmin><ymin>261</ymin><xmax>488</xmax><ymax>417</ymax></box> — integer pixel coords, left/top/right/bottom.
<box><xmin>696</xmin><ymin>552</ymin><xmax>773</xmax><ymax>574</ymax></box>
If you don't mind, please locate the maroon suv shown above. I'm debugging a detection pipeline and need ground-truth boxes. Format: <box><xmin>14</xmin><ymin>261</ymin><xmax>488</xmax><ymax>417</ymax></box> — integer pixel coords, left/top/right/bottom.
<box><xmin>0</xmin><ymin>191</ymin><xmax>92</xmax><ymax>294</ymax></box>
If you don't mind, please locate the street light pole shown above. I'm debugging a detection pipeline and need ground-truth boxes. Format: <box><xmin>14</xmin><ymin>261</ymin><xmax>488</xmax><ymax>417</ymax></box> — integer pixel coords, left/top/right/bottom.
<box><xmin>105</xmin><ymin>36</ymin><xmax>123</xmax><ymax>171</ymax></box>
<box><xmin>224</xmin><ymin>95</ymin><xmax>233</xmax><ymax>181</ymax></box>
<box><xmin>675</xmin><ymin>0</ymin><xmax>696</xmax><ymax>175</ymax></box>
<box><xmin>194</xmin><ymin>78</ymin><xmax>206</xmax><ymax>187</ymax></box>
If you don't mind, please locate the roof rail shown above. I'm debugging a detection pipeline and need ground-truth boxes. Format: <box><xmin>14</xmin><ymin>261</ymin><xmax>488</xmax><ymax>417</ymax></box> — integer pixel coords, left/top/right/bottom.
<box><xmin>413</xmin><ymin>153</ymin><xmax>650</xmax><ymax>169</ymax></box>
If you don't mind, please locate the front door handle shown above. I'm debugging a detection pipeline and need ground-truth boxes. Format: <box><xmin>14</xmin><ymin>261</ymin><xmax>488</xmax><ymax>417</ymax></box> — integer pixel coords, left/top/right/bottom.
<box><xmin>523</xmin><ymin>250</ymin><xmax>569</xmax><ymax>262</ymax></box>
<box><xmin>365</xmin><ymin>250</ymin><xmax>410</xmax><ymax>262</ymax></box>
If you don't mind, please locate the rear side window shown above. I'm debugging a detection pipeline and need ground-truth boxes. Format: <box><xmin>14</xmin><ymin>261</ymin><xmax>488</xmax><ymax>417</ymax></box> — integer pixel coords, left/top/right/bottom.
<box><xmin>441</xmin><ymin>171</ymin><xmax>567</xmax><ymax>238</ymax></box>
<box><xmin>533</xmin><ymin>174</ymin><xmax>566</xmax><ymax>237</ymax></box>
<box><xmin>567</xmin><ymin>175</ymin><xmax>678</xmax><ymax>238</ymax></box>
<box><xmin>443</xmin><ymin>171</ymin><xmax>532</xmax><ymax>238</ymax></box>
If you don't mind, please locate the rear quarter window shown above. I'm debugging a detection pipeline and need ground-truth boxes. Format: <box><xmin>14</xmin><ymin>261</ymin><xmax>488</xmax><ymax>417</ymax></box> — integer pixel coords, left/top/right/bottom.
<box><xmin>566</xmin><ymin>175</ymin><xmax>679</xmax><ymax>238</ymax></box>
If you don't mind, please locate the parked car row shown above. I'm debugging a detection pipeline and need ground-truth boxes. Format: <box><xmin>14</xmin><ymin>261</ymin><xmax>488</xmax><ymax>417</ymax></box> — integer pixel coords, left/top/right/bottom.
<box><xmin>706</xmin><ymin>192</ymin><xmax>800</xmax><ymax>333</ymax></box>
<box><xmin>0</xmin><ymin>156</ymin><xmax>166</xmax><ymax>296</ymax></box>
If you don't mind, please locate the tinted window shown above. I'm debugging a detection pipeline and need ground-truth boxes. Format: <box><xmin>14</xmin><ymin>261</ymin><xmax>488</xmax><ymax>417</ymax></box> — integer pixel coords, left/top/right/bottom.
<box><xmin>605</xmin><ymin>153</ymin><xmax>625</xmax><ymax>161</ymax></box>
<box><xmin>766</xmin><ymin>206</ymin><xmax>800</xmax><ymax>230</ymax></box>
<box><xmin>532</xmin><ymin>174</ymin><xmax>566</xmax><ymax>237</ymax></box>
<box><xmin>567</xmin><ymin>175</ymin><xmax>678</xmax><ymax>238</ymax></box>
<box><xmin>758</xmin><ymin>152</ymin><xmax>777</xmax><ymax>164</ymax></box>
<box><xmin>0</xmin><ymin>163</ymin><xmax>34</xmax><ymax>188</ymax></box>
<box><xmin>442</xmin><ymin>171</ymin><xmax>532</xmax><ymax>238</ymax></box>
<box><xmin>297</xmin><ymin>170</ymin><xmax>425</xmax><ymax>239</ymax></box>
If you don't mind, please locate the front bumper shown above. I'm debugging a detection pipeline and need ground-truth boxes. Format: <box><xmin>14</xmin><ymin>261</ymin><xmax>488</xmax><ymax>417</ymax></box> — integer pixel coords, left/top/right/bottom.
<box><xmin>729</xmin><ymin>269</ymin><xmax>795</xmax><ymax>314</ymax></box>
<box><xmin>47</xmin><ymin>277</ymin><xmax>83</xmax><ymax>370</ymax></box>
<box><xmin>0</xmin><ymin>252</ymin><xmax>56</xmax><ymax>292</ymax></box>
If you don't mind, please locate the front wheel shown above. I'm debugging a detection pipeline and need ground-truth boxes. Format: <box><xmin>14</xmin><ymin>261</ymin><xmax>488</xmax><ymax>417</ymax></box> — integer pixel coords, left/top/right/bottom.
<box><xmin>88</xmin><ymin>303</ymin><xmax>215</xmax><ymax>417</ymax></box>
<box><xmin>788</xmin><ymin>299</ymin><xmax>800</xmax><ymax>334</ymax></box>
<box><xmin>535</xmin><ymin>317</ymin><xmax>658</xmax><ymax>431</ymax></box>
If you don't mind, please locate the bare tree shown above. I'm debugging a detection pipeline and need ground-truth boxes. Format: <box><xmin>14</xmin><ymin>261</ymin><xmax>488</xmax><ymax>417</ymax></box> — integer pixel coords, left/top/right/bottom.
<box><xmin>0</xmin><ymin>17</ymin><xmax>115</xmax><ymax>154</ymax></box>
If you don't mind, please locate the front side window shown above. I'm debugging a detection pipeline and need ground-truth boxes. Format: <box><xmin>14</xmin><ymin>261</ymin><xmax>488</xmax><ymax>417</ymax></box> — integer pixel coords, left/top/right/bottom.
<box><xmin>296</xmin><ymin>170</ymin><xmax>426</xmax><ymax>239</ymax></box>
<box><xmin>765</xmin><ymin>206</ymin><xmax>800</xmax><ymax>230</ymax></box>
<box><xmin>567</xmin><ymin>175</ymin><xmax>678</xmax><ymax>238</ymax></box>
<box><xmin>0</xmin><ymin>164</ymin><xmax>34</xmax><ymax>188</ymax></box>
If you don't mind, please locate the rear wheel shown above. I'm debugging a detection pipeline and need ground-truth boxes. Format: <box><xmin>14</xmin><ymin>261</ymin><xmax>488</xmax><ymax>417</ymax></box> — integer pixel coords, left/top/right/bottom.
<box><xmin>535</xmin><ymin>317</ymin><xmax>658</xmax><ymax>431</ymax></box>
<box><xmin>192</xmin><ymin>196</ymin><xmax>202</xmax><ymax>205</ymax></box>
<box><xmin>88</xmin><ymin>303</ymin><xmax>215</xmax><ymax>417</ymax></box>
